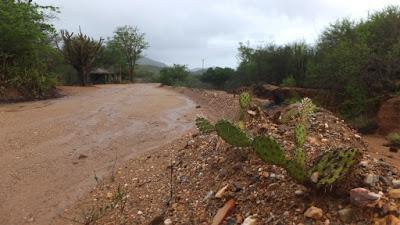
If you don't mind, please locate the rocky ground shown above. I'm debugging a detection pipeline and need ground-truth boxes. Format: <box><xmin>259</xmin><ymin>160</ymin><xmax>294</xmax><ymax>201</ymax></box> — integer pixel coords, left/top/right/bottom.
<box><xmin>59</xmin><ymin>87</ymin><xmax>400</xmax><ymax>225</ymax></box>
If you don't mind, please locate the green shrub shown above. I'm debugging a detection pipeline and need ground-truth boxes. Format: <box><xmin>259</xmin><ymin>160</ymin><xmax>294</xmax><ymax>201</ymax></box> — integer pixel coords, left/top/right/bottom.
<box><xmin>159</xmin><ymin>64</ymin><xmax>189</xmax><ymax>86</ymax></box>
<box><xmin>281</xmin><ymin>75</ymin><xmax>296</xmax><ymax>87</ymax></box>
<box><xmin>387</xmin><ymin>132</ymin><xmax>400</xmax><ymax>146</ymax></box>
<box><xmin>10</xmin><ymin>67</ymin><xmax>57</xmax><ymax>97</ymax></box>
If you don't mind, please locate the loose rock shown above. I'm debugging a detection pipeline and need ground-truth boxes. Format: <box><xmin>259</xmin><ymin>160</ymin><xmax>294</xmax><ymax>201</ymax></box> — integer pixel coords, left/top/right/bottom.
<box><xmin>388</xmin><ymin>189</ymin><xmax>400</xmax><ymax>199</ymax></box>
<box><xmin>241</xmin><ymin>216</ymin><xmax>257</xmax><ymax>225</ymax></box>
<box><xmin>338</xmin><ymin>208</ymin><xmax>354</xmax><ymax>223</ymax></box>
<box><xmin>304</xmin><ymin>206</ymin><xmax>323</xmax><ymax>220</ymax></box>
<box><xmin>350</xmin><ymin>188</ymin><xmax>381</xmax><ymax>207</ymax></box>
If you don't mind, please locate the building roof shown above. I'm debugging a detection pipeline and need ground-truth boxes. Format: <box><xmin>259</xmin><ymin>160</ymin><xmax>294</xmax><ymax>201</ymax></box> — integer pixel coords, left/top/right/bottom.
<box><xmin>90</xmin><ymin>68</ymin><xmax>112</xmax><ymax>74</ymax></box>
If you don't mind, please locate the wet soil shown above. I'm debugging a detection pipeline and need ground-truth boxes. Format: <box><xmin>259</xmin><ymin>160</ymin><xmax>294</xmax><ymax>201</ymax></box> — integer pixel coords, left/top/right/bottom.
<box><xmin>0</xmin><ymin>84</ymin><xmax>198</xmax><ymax>225</ymax></box>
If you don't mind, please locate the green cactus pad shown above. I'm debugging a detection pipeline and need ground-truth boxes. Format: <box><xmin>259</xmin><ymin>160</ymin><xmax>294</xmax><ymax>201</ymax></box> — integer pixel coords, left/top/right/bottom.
<box><xmin>294</xmin><ymin>124</ymin><xmax>307</xmax><ymax>147</ymax></box>
<box><xmin>215</xmin><ymin>120</ymin><xmax>252</xmax><ymax>147</ymax></box>
<box><xmin>195</xmin><ymin>117</ymin><xmax>215</xmax><ymax>134</ymax></box>
<box><xmin>310</xmin><ymin>148</ymin><xmax>360</xmax><ymax>188</ymax></box>
<box><xmin>252</xmin><ymin>135</ymin><xmax>287</xmax><ymax>166</ymax></box>
<box><xmin>294</xmin><ymin>147</ymin><xmax>306</xmax><ymax>169</ymax></box>
<box><xmin>286</xmin><ymin>160</ymin><xmax>307</xmax><ymax>183</ymax></box>
<box><xmin>239</xmin><ymin>92</ymin><xmax>252</xmax><ymax>109</ymax></box>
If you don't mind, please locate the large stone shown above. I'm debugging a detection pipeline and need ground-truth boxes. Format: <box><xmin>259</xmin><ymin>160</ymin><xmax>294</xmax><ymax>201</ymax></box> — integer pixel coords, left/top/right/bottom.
<box><xmin>304</xmin><ymin>206</ymin><xmax>323</xmax><ymax>220</ymax></box>
<box><xmin>350</xmin><ymin>188</ymin><xmax>382</xmax><ymax>207</ymax></box>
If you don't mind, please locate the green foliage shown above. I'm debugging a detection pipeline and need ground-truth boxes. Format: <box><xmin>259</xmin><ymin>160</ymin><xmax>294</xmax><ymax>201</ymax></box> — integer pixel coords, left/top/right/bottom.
<box><xmin>387</xmin><ymin>132</ymin><xmax>400</xmax><ymax>146</ymax></box>
<box><xmin>310</xmin><ymin>149</ymin><xmax>359</xmax><ymax>188</ymax></box>
<box><xmin>200</xmin><ymin>67</ymin><xmax>235</xmax><ymax>88</ymax></box>
<box><xmin>59</xmin><ymin>30</ymin><xmax>103</xmax><ymax>86</ymax></box>
<box><xmin>111</xmin><ymin>26</ymin><xmax>149</xmax><ymax>82</ymax></box>
<box><xmin>233</xmin><ymin>6</ymin><xmax>400</xmax><ymax>126</ymax></box>
<box><xmin>195</xmin><ymin>117</ymin><xmax>215</xmax><ymax>134</ymax></box>
<box><xmin>252</xmin><ymin>135</ymin><xmax>287</xmax><ymax>166</ymax></box>
<box><xmin>281</xmin><ymin>75</ymin><xmax>296</xmax><ymax>87</ymax></box>
<box><xmin>215</xmin><ymin>119</ymin><xmax>252</xmax><ymax>147</ymax></box>
<box><xmin>159</xmin><ymin>64</ymin><xmax>190</xmax><ymax>86</ymax></box>
<box><xmin>0</xmin><ymin>0</ymin><xmax>58</xmax><ymax>98</ymax></box>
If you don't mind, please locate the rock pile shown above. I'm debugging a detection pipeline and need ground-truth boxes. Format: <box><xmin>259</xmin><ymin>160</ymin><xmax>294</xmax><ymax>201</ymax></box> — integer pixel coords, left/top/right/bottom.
<box><xmin>166</xmin><ymin>101</ymin><xmax>400</xmax><ymax>224</ymax></box>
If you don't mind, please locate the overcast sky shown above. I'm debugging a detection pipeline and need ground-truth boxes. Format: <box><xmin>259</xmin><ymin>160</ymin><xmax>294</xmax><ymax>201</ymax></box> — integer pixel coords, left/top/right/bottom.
<box><xmin>36</xmin><ymin>0</ymin><xmax>399</xmax><ymax>69</ymax></box>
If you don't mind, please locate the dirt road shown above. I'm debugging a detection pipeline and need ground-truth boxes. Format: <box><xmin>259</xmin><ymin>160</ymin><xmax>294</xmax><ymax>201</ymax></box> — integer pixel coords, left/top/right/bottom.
<box><xmin>0</xmin><ymin>84</ymin><xmax>198</xmax><ymax>225</ymax></box>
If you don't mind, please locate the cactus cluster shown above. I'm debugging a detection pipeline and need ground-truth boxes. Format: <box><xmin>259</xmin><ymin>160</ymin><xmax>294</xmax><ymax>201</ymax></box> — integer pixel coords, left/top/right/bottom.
<box><xmin>195</xmin><ymin>94</ymin><xmax>360</xmax><ymax>191</ymax></box>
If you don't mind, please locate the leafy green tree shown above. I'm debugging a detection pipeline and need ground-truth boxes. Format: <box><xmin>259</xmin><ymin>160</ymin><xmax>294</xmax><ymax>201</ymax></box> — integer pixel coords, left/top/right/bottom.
<box><xmin>200</xmin><ymin>67</ymin><xmax>235</xmax><ymax>88</ymax></box>
<box><xmin>96</xmin><ymin>39</ymin><xmax>127</xmax><ymax>80</ymax></box>
<box><xmin>112</xmin><ymin>26</ymin><xmax>149</xmax><ymax>82</ymax></box>
<box><xmin>159</xmin><ymin>64</ymin><xmax>189</xmax><ymax>86</ymax></box>
<box><xmin>58</xmin><ymin>30</ymin><xmax>103</xmax><ymax>86</ymax></box>
<box><xmin>0</xmin><ymin>0</ymin><xmax>58</xmax><ymax>97</ymax></box>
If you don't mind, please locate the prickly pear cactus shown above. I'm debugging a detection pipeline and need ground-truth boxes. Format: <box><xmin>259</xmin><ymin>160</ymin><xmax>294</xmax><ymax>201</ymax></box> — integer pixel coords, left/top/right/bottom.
<box><xmin>215</xmin><ymin>120</ymin><xmax>252</xmax><ymax>147</ymax></box>
<box><xmin>310</xmin><ymin>148</ymin><xmax>360</xmax><ymax>188</ymax></box>
<box><xmin>252</xmin><ymin>135</ymin><xmax>287</xmax><ymax>166</ymax></box>
<box><xmin>195</xmin><ymin>117</ymin><xmax>215</xmax><ymax>134</ymax></box>
<box><xmin>294</xmin><ymin>147</ymin><xmax>306</xmax><ymax>169</ymax></box>
<box><xmin>286</xmin><ymin>160</ymin><xmax>307</xmax><ymax>183</ymax></box>
<box><xmin>294</xmin><ymin>124</ymin><xmax>307</xmax><ymax>146</ymax></box>
<box><xmin>239</xmin><ymin>92</ymin><xmax>251</xmax><ymax>109</ymax></box>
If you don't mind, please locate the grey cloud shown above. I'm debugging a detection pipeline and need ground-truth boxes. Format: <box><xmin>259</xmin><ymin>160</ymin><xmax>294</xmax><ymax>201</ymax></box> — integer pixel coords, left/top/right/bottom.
<box><xmin>37</xmin><ymin>0</ymin><xmax>399</xmax><ymax>68</ymax></box>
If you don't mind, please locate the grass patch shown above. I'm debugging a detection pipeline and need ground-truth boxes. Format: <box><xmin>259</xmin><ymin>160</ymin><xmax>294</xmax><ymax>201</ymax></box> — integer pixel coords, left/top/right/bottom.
<box><xmin>387</xmin><ymin>132</ymin><xmax>400</xmax><ymax>146</ymax></box>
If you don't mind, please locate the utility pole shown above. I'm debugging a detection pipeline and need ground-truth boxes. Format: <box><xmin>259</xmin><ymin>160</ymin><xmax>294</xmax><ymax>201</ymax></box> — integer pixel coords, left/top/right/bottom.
<box><xmin>202</xmin><ymin>59</ymin><xmax>205</xmax><ymax>71</ymax></box>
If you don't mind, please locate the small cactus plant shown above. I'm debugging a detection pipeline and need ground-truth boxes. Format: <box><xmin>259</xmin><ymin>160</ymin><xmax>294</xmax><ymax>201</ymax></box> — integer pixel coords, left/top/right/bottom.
<box><xmin>239</xmin><ymin>92</ymin><xmax>252</xmax><ymax>109</ymax></box>
<box><xmin>239</xmin><ymin>92</ymin><xmax>252</xmax><ymax>122</ymax></box>
<box><xmin>194</xmin><ymin>93</ymin><xmax>360</xmax><ymax>191</ymax></box>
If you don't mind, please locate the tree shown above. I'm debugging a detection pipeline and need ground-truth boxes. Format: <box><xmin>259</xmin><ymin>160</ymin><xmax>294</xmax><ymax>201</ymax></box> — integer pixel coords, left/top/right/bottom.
<box><xmin>0</xmin><ymin>0</ymin><xmax>58</xmax><ymax>97</ymax></box>
<box><xmin>200</xmin><ymin>67</ymin><xmax>235</xmax><ymax>88</ymax></box>
<box><xmin>159</xmin><ymin>64</ymin><xmax>189</xmax><ymax>86</ymax></box>
<box><xmin>112</xmin><ymin>26</ymin><xmax>149</xmax><ymax>82</ymax></box>
<box><xmin>58</xmin><ymin>30</ymin><xmax>103</xmax><ymax>86</ymax></box>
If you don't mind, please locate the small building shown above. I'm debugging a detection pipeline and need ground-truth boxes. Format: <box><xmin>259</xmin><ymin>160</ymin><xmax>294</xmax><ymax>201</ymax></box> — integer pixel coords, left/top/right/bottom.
<box><xmin>90</xmin><ymin>68</ymin><xmax>120</xmax><ymax>84</ymax></box>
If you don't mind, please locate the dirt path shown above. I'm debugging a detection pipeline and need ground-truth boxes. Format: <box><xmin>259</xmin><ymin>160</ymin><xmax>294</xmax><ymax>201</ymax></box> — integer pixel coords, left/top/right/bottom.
<box><xmin>0</xmin><ymin>84</ymin><xmax>198</xmax><ymax>225</ymax></box>
<box><xmin>364</xmin><ymin>135</ymin><xmax>400</xmax><ymax>170</ymax></box>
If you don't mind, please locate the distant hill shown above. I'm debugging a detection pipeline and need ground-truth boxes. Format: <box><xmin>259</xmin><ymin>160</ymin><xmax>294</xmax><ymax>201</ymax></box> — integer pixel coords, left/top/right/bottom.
<box><xmin>137</xmin><ymin>57</ymin><xmax>167</xmax><ymax>68</ymax></box>
<box><xmin>190</xmin><ymin>67</ymin><xmax>209</xmax><ymax>76</ymax></box>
